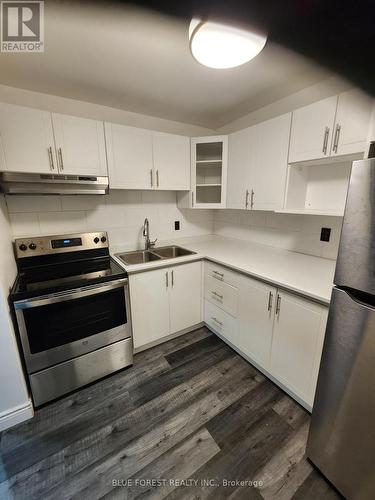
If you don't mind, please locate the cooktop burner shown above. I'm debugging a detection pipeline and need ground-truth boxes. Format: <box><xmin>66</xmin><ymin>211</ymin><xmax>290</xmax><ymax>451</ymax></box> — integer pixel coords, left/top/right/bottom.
<box><xmin>10</xmin><ymin>232</ymin><xmax>127</xmax><ymax>301</ymax></box>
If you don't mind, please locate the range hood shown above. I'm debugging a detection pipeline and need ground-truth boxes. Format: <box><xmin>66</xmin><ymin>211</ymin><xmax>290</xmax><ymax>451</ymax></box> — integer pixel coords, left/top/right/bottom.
<box><xmin>0</xmin><ymin>172</ymin><xmax>109</xmax><ymax>195</ymax></box>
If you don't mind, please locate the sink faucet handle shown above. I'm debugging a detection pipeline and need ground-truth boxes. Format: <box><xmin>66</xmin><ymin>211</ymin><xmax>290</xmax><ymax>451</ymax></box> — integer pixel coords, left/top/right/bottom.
<box><xmin>149</xmin><ymin>238</ymin><xmax>157</xmax><ymax>248</ymax></box>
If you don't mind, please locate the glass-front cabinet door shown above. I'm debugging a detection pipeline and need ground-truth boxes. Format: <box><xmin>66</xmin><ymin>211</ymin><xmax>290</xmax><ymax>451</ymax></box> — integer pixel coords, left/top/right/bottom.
<box><xmin>191</xmin><ymin>135</ymin><xmax>228</xmax><ymax>208</ymax></box>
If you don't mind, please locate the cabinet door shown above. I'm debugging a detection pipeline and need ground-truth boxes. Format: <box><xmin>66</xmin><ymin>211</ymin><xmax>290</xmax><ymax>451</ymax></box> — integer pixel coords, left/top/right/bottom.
<box><xmin>227</xmin><ymin>126</ymin><xmax>256</xmax><ymax>209</ymax></box>
<box><xmin>237</xmin><ymin>276</ymin><xmax>276</xmax><ymax>369</ymax></box>
<box><xmin>129</xmin><ymin>268</ymin><xmax>170</xmax><ymax>350</ymax></box>
<box><xmin>0</xmin><ymin>103</ymin><xmax>56</xmax><ymax>174</ymax></box>
<box><xmin>270</xmin><ymin>290</ymin><xmax>328</xmax><ymax>406</ymax></box>
<box><xmin>331</xmin><ymin>89</ymin><xmax>373</xmax><ymax>157</ymax></box>
<box><xmin>152</xmin><ymin>132</ymin><xmax>190</xmax><ymax>190</ymax></box>
<box><xmin>52</xmin><ymin>114</ymin><xmax>107</xmax><ymax>176</ymax></box>
<box><xmin>289</xmin><ymin>96</ymin><xmax>338</xmax><ymax>163</ymax></box>
<box><xmin>253</xmin><ymin>113</ymin><xmax>291</xmax><ymax>211</ymax></box>
<box><xmin>169</xmin><ymin>261</ymin><xmax>202</xmax><ymax>334</ymax></box>
<box><xmin>105</xmin><ymin>123</ymin><xmax>154</xmax><ymax>189</ymax></box>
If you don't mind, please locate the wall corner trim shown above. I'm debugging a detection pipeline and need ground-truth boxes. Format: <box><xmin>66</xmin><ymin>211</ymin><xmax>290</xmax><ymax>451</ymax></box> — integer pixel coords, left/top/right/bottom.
<box><xmin>0</xmin><ymin>400</ymin><xmax>34</xmax><ymax>432</ymax></box>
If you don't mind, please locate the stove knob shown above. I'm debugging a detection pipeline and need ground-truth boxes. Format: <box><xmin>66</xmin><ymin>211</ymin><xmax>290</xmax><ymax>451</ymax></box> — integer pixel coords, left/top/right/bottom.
<box><xmin>101</xmin><ymin>236</ymin><xmax>107</xmax><ymax>243</ymax></box>
<box><xmin>94</xmin><ymin>237</ymin><xmax>100</xmax><ymax>244</ymax></box>
<box><xmin>29</xmin><ymin>243</ymin><xmax>37</xmax><ymax>250</ymax></box>
<box><xmin>19</xmin><ymin>243</ymin><xmax>27</xmax><ymax>251</ymax></box>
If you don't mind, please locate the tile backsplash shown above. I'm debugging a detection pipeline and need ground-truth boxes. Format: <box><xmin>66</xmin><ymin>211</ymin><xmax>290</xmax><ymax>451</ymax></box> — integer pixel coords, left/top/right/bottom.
<box><xmin>5</xmin><ymin>191</ymin><xmax>214</xmax><ymax>249</ymax></box>
<box><xmin>213</xmin><ymin>210</ymin><xmax>343</xmax><ymax>260</ymax></box>
<box><xmin>5</xmin><ymin>193</ymin><xmax>342</xmax><ymax>260</ymax></box>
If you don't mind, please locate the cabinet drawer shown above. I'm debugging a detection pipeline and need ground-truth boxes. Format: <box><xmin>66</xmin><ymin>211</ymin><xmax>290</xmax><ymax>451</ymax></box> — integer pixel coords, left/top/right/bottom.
<box><xmin>204</xmin><ymin>274</ymin><xmax>238</xmax><ymax>317</ymax></box>
<box><xmin>204</xmin><ymin>300</ymin><xmax>238</xmax><ymax>346</ymax></box>
<box><xmin>204</xmin><ymin>261</ymin><xmax>240</xmax><ymax>288</ymax></box>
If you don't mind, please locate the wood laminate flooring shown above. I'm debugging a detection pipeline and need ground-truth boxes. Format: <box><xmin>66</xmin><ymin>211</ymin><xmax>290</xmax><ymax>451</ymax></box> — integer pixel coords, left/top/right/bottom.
<box><xmin>0</xmin><ymin>327</ymin><xmax>341</xmax><ymax>500</ymax></box>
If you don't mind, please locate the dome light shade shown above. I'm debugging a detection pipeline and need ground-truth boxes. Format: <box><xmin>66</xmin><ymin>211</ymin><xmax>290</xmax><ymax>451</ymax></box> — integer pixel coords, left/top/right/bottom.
<box><xmin>189</xmin><ymin>18</ymin><xmax>267</xmax><ymax>69</ymax></box>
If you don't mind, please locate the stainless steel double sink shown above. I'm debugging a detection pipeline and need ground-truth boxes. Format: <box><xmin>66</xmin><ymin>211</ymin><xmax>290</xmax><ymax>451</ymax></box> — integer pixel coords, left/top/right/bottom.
<box><xmin>115</xmin><ymin>245</ymin><xmax>196</xmax><ymax>266</ymax></box>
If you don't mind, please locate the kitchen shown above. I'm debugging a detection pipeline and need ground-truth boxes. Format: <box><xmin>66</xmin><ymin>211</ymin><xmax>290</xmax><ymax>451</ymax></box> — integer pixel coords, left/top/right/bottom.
<box><xmin>0</xmin><ymin>2</ymin><xmax>374</xmax><ymax>499</ymax></box>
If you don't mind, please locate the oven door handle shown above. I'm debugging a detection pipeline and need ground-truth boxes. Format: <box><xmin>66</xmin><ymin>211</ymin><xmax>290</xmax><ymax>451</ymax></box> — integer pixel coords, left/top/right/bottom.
<box><xmin>14</xmin><ymin>278</ymin><xmax>128</xmax><ymax>310</ymax></box>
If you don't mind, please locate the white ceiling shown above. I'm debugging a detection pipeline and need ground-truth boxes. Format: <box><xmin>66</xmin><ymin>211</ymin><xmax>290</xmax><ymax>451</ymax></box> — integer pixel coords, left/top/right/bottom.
<box><xmin>0</xmin><ymin>2</ymin><xmax>330</xmax><ymax>129</ymax></box>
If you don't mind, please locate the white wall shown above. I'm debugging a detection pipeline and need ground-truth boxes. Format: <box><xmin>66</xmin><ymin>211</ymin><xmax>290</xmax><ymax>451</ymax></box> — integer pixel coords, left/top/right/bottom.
<box><xmin>0</xmin><ymin>195</ymin><xmax>32</xmax><ymax>431</ymax></box>
<box><xmin>0</xmin><ymin>84</ymin><xmax>214</xmax><ymax>136</ymax></box>
<box><xmin>6</xmin><ymin>191</ymin><xmax>214</xmax><ymax>249</ymax></box>
<box><xmin>214</xmin><ymin>210</ymin><xmax>342</xmax><ymax>260</ymax></box>
<box><xmin>217</xmin><ymin>77</ymin><xmax>352</xmax><ymax>134</ymax></box>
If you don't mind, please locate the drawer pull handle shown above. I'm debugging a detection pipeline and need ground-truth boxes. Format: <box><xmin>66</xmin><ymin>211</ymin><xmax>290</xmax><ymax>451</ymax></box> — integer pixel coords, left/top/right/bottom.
<box><xmin>267</xmin><ymin>291</ymin><xmax>273</xmax><ymax>311</ymax></box>
<box><xmin>212</xmin><ymin>270</ymin><xmax>224</xmax><ymax>280</ymax></box>
<box><xmin>211</xmin><ymin>317</ymin><xmax>223</xmax><ymax>327</ymax></box>
<box><xmin>212</xmin><ymin>291</ymin><xmax>223</xmax><ymax>300</ymax></box>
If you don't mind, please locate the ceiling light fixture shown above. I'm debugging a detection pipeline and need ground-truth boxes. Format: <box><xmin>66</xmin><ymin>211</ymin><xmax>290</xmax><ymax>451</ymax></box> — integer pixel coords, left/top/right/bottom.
<box><xmin>189</xmin><ymin>18</ymin><xmax>267</xmax><ymax>69</ymax></box>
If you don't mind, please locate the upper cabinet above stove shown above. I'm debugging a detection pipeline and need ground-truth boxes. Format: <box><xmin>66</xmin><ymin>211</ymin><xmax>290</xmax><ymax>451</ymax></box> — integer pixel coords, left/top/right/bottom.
<box><xmin>0</xmin><ymin>103</ymin><xmax>108</xmax><ymax>177</ymax></box>
<box><xmin>104</xmin><ymin>122</ymin><xmax>190</xmax><ymax>191</ymax></box>
<box><xmin>289</xmin><ymin>89</ymin><xmax>373</xmax><ymax>164</ymax></box>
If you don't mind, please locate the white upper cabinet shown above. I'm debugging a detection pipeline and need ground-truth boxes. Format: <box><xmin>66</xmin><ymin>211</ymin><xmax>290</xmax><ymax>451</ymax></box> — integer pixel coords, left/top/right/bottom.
<box><xmin>105</xmin><ymin>123</ymin><xmax>154</xmax><ymax>190</ymax></box>
<box><xmin>152</xmin><ymin>132</ymin><xmax>190</xmax><ymax>190</ymax></box>
<box><xmin>270</xmin><ymin>290</ymin><xmax>328</xmax><ymax>406</ymax></box>
<box><xmin>189</xmin><ymin>136</ymin><xmax>228</xmax><ymax>209</ymax></box>
<box><xmin>289</xmin><ymin>96</ymin><xmax>338</xmax><ymax>163</ymax></box>
<box><xmin>331</xmin><ymin>89</ymin><xmax>373</xmax><ymax>157</ymax></box>
<box><xmin>52</xmin><ymin>114</ymin><xmax>107</xmax><ymax>176</ymax></box>
<box><xmin>252</xmin><ymin>113</ymin><xmax>291</xmax><ymax>211</ymax></box>
<box><xmin>0</xmin><ymin>103</ymin><xmax>57</xmax><ymax>174</ymax></box>
<box><xmin>227</xmin><ymin>126</ymin><xmax>256</xmax><ymax>209</ymax></box>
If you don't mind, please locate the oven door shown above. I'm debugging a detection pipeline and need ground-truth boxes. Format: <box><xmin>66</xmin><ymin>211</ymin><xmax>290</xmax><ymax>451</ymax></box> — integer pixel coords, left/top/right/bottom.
<box><xmin>14</xmin><ymin>278</ymin><xmax>132</xmax><ymax>373</ymax></box>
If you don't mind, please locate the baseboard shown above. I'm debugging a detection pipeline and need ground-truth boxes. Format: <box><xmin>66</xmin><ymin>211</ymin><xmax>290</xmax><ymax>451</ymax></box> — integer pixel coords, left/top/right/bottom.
<box><xmin>134</xmin><ymin>322</ymin><xmax>205</xmax><ymax>354</ymax></box>
<box><xmin>0</xmin><ymin>400</ymin><xmax>34</xmax><ymax>432</ymax></box>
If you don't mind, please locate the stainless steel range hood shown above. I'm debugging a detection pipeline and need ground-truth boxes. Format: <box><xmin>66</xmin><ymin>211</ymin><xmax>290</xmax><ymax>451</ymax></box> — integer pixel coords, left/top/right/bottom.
<box><xmin>0</xmin><ymin>172</ymin><xmax>109</xmax><ymax>195</ymax></box>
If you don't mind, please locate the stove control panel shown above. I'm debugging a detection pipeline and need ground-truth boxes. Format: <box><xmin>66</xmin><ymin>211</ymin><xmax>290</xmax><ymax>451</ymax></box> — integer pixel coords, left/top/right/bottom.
<box><xmin>15</xmin><ymin>232</ymin><xmax>109</xmax><ymax>259</ymax></box>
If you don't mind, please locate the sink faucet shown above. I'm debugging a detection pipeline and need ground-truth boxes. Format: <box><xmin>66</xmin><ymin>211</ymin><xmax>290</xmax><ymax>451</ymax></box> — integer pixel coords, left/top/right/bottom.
<box><xmin>143</xmin><ymin>218</ymin><xmax>157</xmax><ymax>250</ymax></box>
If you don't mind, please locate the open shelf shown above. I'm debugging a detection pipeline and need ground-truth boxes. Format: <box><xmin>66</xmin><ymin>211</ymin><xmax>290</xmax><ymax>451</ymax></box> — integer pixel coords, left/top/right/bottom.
<box><xmin>196</xmin><ymin>159</ymin><xmax>222</xmax><ymax>164</ymax></box>
<box><xmin>283</xmin><ymin>161</ymin><xmax>350</xmax><ymax>216</ymax></box>
<box><xmin>196</xmin><ymin>185</ymin><xmax>222</xmax><ymax>204</ymax></box>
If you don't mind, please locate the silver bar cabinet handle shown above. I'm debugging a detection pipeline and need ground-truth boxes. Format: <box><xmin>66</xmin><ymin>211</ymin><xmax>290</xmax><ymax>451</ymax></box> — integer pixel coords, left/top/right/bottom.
<box><xmin>58</xmin><ymin>147</ymin><xmax>64</xmax><ymax>170</ymax></box>
<box><xmin>191</xmin><ymin>192</ymin><xmax>194</xmax><ymax>207</ymax></box>
<box><xmin>165</xmin><ymin>271</ymin><xmax>168</xmax><ymax>288</ymax></box>
<box><xmin>245</xmin><ymin>189</ymin><xmax>249</xmax><ymax>209</ymax></box>
<box><xmin>250</xmin><ymin>189</ymin><xmax>255</xmax><ymax>209</ymax></box>
<box><xmin>322</xmin><ymin>126</ymin><xmax>329</xmax><ymax>154</ymax></box>
<box><xmin>276</xmin><ymin>294</ymin><xmax>281</xmax><ymax>316</ymax></box>
<box><xmin>212</xmin><ymin>270</ymin><xmax>224</xmax><ymax>280</ymax></box>
<box><xmin>267</xmin><ymin>291</ymin><xmax>273</xmax><ymax>311</ymax></box>
<box><xmin>212</xmin><ymin>291</ymin><xmax>223</xmax><ymax>300</ymax></box>
<box><xmin>47</xmin><ymin>147</ymin><xmax>54</xmax><ymax>170</ymax></box>
<box><xmin>211</xmin><ymin>317</ymin><xmax>223</xmax><ymax>327</ymax></box>
<box><xmin>171</xmin><ymin>270</ymin><xmax>174</xmax><ymax>287</ymax></box>
<box><xmin>333</xmin><ymin>124</ymin><xmax>341</xmax><ymax>153</ymax></box>
<box><xmin>150</xmin><ymin>169</ymin><xmax>153</xmax><ymax>187</ymax></box>
<box><xmin>156</xmin><ymin>169</ymin><xmax>159</xmax><ymax>188</ymax></box>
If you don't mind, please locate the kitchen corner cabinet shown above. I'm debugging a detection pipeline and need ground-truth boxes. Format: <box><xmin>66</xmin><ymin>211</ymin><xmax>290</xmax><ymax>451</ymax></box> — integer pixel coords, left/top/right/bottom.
<box><xmin>130</xmin><ymin>261</ymin><xmax>202</xmax><ymax>350</ymax></box>
<box><xmin>289</xmin><ymin>89</ymin><xmax>373</xmax><ymax>164</ymax></box>
<box><xmin>105</xmin><ymin>123</ymin><xmax>191</xmax><ymax>191</ymax></box>
<box><xmin>0</xmin><ymin>102</ymin><xmax>107</xmax><ymax>177</ymax></box>
<box><xmin>0</xmin><ymin>103</ymin><xmax>57</xmax><ymax>174</ymax></box>
<box><xmin>226</xmin><ymin>113</ymin><xmax>291</xmax><ymax>211</ymax></box>
<box><xmin>51</xmin><ymin>114</ymin><xmax>107</xmax><ymax>176</ymax></box>
<box><xmin>179</xmin><ymin>136</ymin><xmax>228</xmax><ymax>208</ymax></box>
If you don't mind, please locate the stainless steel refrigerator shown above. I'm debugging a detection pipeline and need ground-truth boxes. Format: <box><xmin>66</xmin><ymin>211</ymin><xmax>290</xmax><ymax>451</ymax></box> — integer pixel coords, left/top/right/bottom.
<box><xmin>307</xmin><ymin>158</ymin><xmax>375</xmax><ymax>500</ymax></box>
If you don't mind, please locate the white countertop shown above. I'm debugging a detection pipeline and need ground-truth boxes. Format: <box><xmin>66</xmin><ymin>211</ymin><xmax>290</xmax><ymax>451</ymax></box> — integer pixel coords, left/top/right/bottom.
<box><xmin>112</xmin><ymin>235</ymin><xmax>335</xmax><ymax>305</ymax></box>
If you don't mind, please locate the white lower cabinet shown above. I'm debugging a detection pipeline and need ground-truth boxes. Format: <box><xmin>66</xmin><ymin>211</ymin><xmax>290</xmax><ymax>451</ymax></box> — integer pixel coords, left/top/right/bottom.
<box><xmin>130</xmin><ymin>261</ymin><xmax>202</xmax><ymax>350</ymax></box>
<box><xmin>237</xmin><ymin>277</ymin><xmax>276</xmax><ymax>370</ymax></box>
<box><xmin>269</xmin><ymin>290</ymin><xmax>328</xmax><ymax>407</ymax></box>
<box><xmin>203</xmin><ymin>262</ymin><xmax>328</xmax><ymax>409</ymax></box>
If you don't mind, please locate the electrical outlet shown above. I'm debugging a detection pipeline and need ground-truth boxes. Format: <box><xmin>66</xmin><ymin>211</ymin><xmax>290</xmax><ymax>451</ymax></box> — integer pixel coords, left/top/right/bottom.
<box><xmin>320</xmin><ymin>227</ymin><xmax>331</xmax><ymax>242</ymax></box>
<box><xmin>174</xmin><ymin>221</ymin><xmax>180</xmax><ymax>231</ymax></box>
